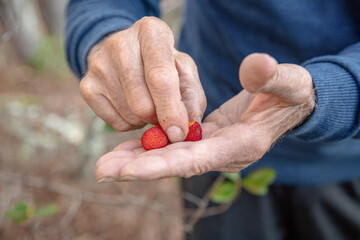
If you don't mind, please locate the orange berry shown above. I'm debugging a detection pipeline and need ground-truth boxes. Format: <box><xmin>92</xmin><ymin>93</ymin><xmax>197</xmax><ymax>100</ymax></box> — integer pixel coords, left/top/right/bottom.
<box><xmin>141</xmin><ymin>125</ymin><xmax>169</xmax><ymax>151</ymax></box>
<box><xmin>184</xmin><ymin>121</ymin><xmax>202</xmax><ymax>142</ymax></box>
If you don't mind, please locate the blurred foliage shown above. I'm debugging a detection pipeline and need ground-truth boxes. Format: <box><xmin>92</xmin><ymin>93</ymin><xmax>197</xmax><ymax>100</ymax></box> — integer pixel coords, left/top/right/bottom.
<box><xmin>32</xmin><ymin>204</ymin><xmax>58</xmax><ymax>218</ymax></box>
<box><xmin>5</xmin><ymin>202</ymin><xmax>58</xmax><ymax>224</ymax></box>
<box><xmin>29</xmin><ymin>35</ymin><xmax>69</xmax><ymax>78</ymax></box>
<box><xmin>5</xmin><ymin>202</ymin><xmax>29</xmax><ymax>224</ymax></box>
<box><xmin>104</xmin><ymin>123</ymin><xmax>116</xmax><ymax>133</ymax></box>
<box><xmin>242</xmin><ymin>168</ymin><xmax>276</xmax><ymax>196</ymax></box>
<box><xmin>210</xmin><ymin>168</ymin><xmax>276</xmax><ymax>204</ymax></box>
<box><xmin>210</xmin><ymin>180</ymin><xmax>238</xmax><ymax>204</ymax></box>
<box><xmin>222</xmin><ymin>172</ymin><xmax>241</xmax><ymax>182</ymax></box>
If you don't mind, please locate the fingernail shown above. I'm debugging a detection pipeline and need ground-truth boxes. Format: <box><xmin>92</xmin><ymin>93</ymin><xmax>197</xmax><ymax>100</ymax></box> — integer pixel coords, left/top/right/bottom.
<box><xmin>121</xmin><ymin>176</ymin><xmax>139</xmax><ymax>181</ymax></box>
<box><xmin>98</xmin><ymin>177</ymin><xmax>115</xmax><ymax>183</ymax></box>
<box><xmin>166</xmin><ymin>126</ymin><xmax>185</xmax><ymax>143</ymax></box>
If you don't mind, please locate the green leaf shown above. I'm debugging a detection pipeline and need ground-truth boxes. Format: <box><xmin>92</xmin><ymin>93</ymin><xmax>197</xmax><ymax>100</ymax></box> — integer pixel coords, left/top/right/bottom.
<box><xmin>5</xmin><ymin>202</ymin><xmax>30</xmax><ymax>224</ymax></box>
<box><xmin>104</xmin><ymin>123</ymin><xmax>116</xmax><ymax>132</ymax></box>
<box><xmin>33</xmin><ymin>204</ymin><xmax>58</xmax><ymax>218</ymax></box>
<box><xmin>210</xmin><ymin>181</ymin><xmax>238</xmax><ymax>204</ymax></box>
<box><xmin>242</xmin><ymin>168</ymin><xmax>276</xmax><ymax>196</ymax></box>
<box><xmin>222</xmin><ymin>172</ymin><xmax>241</xmax><ymax>182</ymax></box>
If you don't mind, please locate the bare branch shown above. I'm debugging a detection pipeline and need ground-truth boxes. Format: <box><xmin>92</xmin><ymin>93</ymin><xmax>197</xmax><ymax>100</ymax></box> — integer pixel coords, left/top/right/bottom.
<box><xmin>182</xmin><ymin>191</ymin><xmax>202</xmax><ymax>207</ymax></box>
<box><xmin>184</xmin><ymin>174</ymin><xmax>226</xmax><ymax>232</ymax></box>
<box><xmin>0</xmin><ymin>169</ymin><xmax>242</xmax><ymax>234</ymax></box>
<box><xmin>184</xmin><ymin>174</ymin><xmax>243</xmax><ymax>232</ymax></box>
<box><xmin>0</xmin><ymin>170</ymin><xmax>166</xmax><ymax>213</ymax></box>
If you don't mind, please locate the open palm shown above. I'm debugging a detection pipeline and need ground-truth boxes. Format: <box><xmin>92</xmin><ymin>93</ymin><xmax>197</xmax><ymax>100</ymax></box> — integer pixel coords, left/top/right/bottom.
<box><xmin>96</xmin><ymin>54</ymin><xmax>315</xmax><ymax>182</ymax></box>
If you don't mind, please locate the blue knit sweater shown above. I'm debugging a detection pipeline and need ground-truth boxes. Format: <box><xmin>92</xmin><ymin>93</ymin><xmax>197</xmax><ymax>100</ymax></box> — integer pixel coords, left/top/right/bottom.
<box><xmin>66</xmin><ymin>0</ymin><xmax>360</xmax><ymax>185</ymax></box>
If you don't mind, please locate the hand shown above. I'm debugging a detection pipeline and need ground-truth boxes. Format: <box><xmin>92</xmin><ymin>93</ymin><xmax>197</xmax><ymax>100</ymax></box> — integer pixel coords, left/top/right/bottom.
<box><xmin>80</xmin><ymin>17</ymin><xmax>206</xmax><ymax>143</ymax></box>
<box><xmin>95</xmin><ymin>53</ymin><xmax>315</xmax><ymax>182</ymax></box>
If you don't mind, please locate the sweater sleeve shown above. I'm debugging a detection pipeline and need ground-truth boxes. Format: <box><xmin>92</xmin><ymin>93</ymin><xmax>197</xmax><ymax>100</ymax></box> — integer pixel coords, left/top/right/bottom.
<box><xmin>65</xmin><ymin>0</ymin><xmax>160</xmax><ymax>78</ymax></box>
<box><xmin>288</xmin><ymin>42</ymin><xmax>360</xmax><ymax>141</ymax></box>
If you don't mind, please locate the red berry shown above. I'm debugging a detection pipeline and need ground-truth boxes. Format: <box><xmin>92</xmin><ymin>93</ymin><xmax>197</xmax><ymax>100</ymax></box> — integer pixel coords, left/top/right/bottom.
<box><xmin>184</xmin><ymin>121</ymin><xmax>202</xmax><ymax>142</ymax></box>
<box><xmin>141</xmin><ymin>125</ymin><xmax>169</xmax><ymax>151</ymax></box>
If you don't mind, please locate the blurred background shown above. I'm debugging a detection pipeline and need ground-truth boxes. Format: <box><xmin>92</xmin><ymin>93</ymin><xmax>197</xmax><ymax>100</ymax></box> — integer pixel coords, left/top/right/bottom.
<box><xmin>0</xmin><ymin>0</ymin><xmax>186</xmax><ymax>239</ymax></box>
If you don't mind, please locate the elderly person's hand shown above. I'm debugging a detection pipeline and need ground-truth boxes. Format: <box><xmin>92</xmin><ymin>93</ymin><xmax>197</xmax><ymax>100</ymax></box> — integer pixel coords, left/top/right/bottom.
<box><xmin>95</xmin><ymin>53</ymin><xmax>315</xmax><ymax>182</ymax></box>
<box><xmin>80</xmin><ymin>17</ymin><xmax>206</xmax><ymax>143</ymax></box>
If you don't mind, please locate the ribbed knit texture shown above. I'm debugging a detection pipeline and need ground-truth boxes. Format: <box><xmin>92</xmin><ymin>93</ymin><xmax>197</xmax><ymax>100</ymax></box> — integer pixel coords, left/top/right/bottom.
<box><xmin>66</xmin><ymin>0</ymin><xmax>360</xmax><ymax>185</ymax></box>
<box><xmin>291</xmin><ymin>61</ymin><xmax>360</xmax><ymax>140</ymax></box>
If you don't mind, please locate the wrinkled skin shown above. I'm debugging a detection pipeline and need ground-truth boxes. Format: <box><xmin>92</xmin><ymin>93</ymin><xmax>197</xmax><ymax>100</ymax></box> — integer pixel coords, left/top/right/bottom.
<box><xmin>81</xmin><ymin>17</ymin><xmax>206</xmax><ymax>143</ymax></box>
<box><xmin>80</xmin><ymin>17</ymin><xmax>315</xmax><ymax>182</ymax></box>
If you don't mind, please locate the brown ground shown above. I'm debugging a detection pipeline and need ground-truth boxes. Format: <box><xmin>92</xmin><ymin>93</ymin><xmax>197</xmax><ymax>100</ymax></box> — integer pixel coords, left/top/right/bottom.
<box><xmin>0</xmin><ymin>39</ymin><xmax>184</xmax><ymax>240</ymax></box>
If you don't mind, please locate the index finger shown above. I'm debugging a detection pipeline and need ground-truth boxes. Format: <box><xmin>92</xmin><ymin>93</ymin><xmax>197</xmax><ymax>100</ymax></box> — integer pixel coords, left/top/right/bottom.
<box><xmin>138</xmin><ymin>18</ymin><xmax>189</xmax><ymax>143</ymax></box>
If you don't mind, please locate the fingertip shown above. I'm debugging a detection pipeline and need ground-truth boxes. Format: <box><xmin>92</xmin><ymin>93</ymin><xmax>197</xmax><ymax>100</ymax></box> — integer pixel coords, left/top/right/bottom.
<box><xmin>96</xmin><ymin>155</ymin><xmax>133</xmax><ymax>182</ymax></box>
<box><xmin>157</xmin><ymin>102</ymin><xmax>189</xmax><ymax>143</ymax></box>
<box><xmin>239</xmin><ymin>53</ymin><xmax>278</xmax><ymax>93</ymax></box>
<box><xmin>166</xmin><ymin>125</ymin><xmax>186</xmax><ymax>143</ymax></box>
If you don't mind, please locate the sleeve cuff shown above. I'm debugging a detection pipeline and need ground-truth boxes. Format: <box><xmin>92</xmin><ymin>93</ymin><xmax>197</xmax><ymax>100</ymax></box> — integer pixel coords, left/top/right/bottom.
<box><xmin>288</xmin><ymin>61</ymin><xmax>359</xmax><ymax>141</ymax></box>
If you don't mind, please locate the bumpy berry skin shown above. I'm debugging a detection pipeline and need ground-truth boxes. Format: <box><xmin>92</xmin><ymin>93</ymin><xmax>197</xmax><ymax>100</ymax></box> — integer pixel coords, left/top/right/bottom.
<box><xmin>141</xmin><ymin>126</ymin><xmax>169</xmax><ymax>151</ymax></box>
<box><xmin>184</xmin><ymin>121</ymin><xmax>202</xmax><ymax>142</ymax></box>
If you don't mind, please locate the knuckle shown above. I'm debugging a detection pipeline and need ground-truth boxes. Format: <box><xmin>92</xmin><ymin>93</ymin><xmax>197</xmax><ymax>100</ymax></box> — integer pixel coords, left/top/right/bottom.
<box><xmin>181</xmin><ymin>52</ymin><xmax>196</xmax><ymax>66</ymax></box>
<box><xmin>105</xmin><ymin>35</ymin><xmax>122</xmax><ymax>51</ymax></box>
<box><xmin>79</xmin><ymin>77</ymin><xmax>96</xmax><ymax>99</ymax></box>
<box><xmin>131</xmin><ymin>101</ymin><xmax>155</xmax><ymax>120</ymax></box>
<box><xmin>146</xmin><ymin>66</ymin><xmax>174</xmax><ymax>89</ymax></box>
<box><xmin>138</xmin><ymin>17</ymin><xmax>174</xmax><ymax>45</ymax></box>
<box><xmin>139</xmin><ymin>16</ymin><xmax>158</xmax><ymax>24</ymax></box>
<box><xmin>88</xmin><ymin>57</ymin><xmax>106</xmax><ymax>77</ymax></box>
<box><xmin>139</xmin><ymin>16</ymin><xmax>169</xmax><ymax>30</ymax></box>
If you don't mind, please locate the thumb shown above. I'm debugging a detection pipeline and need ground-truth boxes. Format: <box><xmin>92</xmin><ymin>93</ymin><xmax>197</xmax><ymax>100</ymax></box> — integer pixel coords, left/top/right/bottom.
<box><xmin>239</xmin><ymin>53</ymin><xmax>313</xmax><ymax>104</ymax></box>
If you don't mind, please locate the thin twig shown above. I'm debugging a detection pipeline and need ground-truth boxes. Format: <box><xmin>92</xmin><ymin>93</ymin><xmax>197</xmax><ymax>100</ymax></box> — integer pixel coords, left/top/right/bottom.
<box><xmin>60</xmin><ymin>196</ymin><xmax>82</xmax><ymax>229</ymax></box>
<box><xmin>184</xmin><ymin>175</ymin><xmax>243</xmax><ymax>232</ymax></box>
<box><xmin>199</xmin><ymin>181</ymin><xmax>242</xmax><ymax>219</ymax></box>
<box><xmin>33</xmin><ymin>197</ymin><xmax>82</xmax><ymax>236</ymax></box>
<box><xmin>1</xmin><ymin>169</ymin><xmax>243</xmax><ymax>233</ymax></box>
<box><xmin>182</xmin><ymin>191</ymin><xmax>202</xmax><ymax>207</ymax></box>
<box><xmin>0</xmin><ymin>170</ymin><xmax>166</xmax><ymax>213</ymax></box>
<box><xmin>184</xmin><ymin>174</ymin><xmax>226</xmax><ymax>232</ymax></box>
